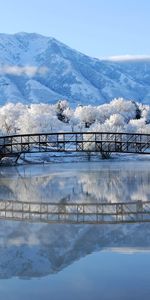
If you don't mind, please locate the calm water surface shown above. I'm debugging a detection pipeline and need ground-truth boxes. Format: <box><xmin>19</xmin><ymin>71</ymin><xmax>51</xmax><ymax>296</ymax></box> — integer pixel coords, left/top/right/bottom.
<box><xmin>0</xmin><ymin>161</ymin><xmax>150</xmax><ymax>300</ymax></box>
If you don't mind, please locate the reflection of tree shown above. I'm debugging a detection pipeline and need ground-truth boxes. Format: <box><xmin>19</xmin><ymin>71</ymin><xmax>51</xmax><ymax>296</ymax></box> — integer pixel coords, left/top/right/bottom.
<box><xmin>78</xmin><ymin>168</ymin><xmax>150</xmax><ymax>203</ymax></box>
<box><xmin>0</xmin><ymin>164</ymin><xmax>150</xmax><ymax>204</ymax></box>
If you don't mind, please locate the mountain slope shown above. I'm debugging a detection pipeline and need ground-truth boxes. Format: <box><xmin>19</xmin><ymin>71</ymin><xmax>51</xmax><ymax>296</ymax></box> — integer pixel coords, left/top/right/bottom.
<box><xmin>0</xmin><ymin>32</ymin><xmax>150</xmax><ymax>105</ymax></box>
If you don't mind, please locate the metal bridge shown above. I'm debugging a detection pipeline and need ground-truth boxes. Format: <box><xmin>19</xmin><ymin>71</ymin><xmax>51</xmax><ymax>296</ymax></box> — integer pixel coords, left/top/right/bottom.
<box><xmin>0</xmin><ymin>131</ymin><xmax>150</xmax><ymax>160</ymax></box>
<box><xmin>0</xmin><ymin>199</ymin><xmax>150</xmax><ymax>224</ymax></box>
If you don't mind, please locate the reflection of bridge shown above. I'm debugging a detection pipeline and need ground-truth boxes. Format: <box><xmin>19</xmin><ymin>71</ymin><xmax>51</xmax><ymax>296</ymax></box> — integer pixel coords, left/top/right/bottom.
<box><xmin>0</xmin><ymin>131</ymin><xmax>150</xmax><ymax>160</ymax></box>
<box><xmin>1</xmin><ymin>199</ymin><xmax>150</xmax><ymax>224</ymax></box>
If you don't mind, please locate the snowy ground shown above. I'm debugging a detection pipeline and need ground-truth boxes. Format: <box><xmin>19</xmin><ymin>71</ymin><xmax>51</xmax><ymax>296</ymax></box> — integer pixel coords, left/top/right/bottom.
<box><xmin>9</xmin><ymin>151</ymin><xmax>150</xmax><ymax>166</ymax></box>
<box><xmin>1</xmin><ymin>145</ymin><xmax>150</xmax><ymax>167</ymax></box>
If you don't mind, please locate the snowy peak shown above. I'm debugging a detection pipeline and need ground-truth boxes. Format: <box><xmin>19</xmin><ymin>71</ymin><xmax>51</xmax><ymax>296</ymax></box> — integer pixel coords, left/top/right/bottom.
<box><xmin>0</xmin><ymin>32</ymin><xmax>150</xmax><ymax>105</ymax></box>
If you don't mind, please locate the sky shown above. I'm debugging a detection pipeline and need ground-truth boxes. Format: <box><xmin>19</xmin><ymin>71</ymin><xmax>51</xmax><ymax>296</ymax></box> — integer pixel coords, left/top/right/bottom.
<box><xmin>0</xmin><ymin>0</ymin><xmax>150</xmax><ymax>59</ymax></box>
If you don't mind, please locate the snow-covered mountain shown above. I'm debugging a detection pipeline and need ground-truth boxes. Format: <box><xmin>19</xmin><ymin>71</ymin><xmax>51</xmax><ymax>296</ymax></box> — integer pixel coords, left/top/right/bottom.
<box><xmin>0</xmin><ymin>32</ymin><xmax>150</xmax><ymax>106</ymax></box>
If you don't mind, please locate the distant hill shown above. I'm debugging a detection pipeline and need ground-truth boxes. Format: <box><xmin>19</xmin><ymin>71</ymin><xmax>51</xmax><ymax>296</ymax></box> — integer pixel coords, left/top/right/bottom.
<box><xmin>0</xmin><ymin>32</ymin><xmax>150</xmax><ymax>105</ymax></box>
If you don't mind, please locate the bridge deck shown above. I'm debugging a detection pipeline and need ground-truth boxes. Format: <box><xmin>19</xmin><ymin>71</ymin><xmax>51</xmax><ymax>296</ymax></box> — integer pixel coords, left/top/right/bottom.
<box><xmin>0</xmin><ymin>199</ymin><xmax>150</xmax><ymax>224</ymax></box>
<box><xmin>0</xmin><ymin>132</ymin><xmax>150</xmax><ymax>159</ymax></box>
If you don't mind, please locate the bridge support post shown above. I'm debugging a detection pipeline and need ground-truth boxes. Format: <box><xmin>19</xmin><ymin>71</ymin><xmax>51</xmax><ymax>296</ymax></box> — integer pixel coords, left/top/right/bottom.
<box><xmin>101</xmin><ymin>151</ymin><xmax>111</xmax><ymax>159</ymax></box>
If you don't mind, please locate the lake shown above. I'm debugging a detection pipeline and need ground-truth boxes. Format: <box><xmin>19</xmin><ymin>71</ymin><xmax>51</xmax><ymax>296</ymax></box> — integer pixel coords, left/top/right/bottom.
<box><xmin>0</xmin><ymin>161</ymin><xmax>150</xmax><ymax>300</ymax></box>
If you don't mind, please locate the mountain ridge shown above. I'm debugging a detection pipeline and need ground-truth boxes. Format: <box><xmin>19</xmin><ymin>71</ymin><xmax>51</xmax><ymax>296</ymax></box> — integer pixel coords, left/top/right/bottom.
<box><xmin>0</xmin><ymin>32</ymin><xmax>150</xmax><ymax>105</ymax></box>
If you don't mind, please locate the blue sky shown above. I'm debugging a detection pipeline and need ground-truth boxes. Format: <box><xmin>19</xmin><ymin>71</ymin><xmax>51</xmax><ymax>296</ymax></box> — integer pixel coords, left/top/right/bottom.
<box><xmin>0</xmin><ymin>0</ymin><xmax>150</xmax><ymax>58</ymax></box>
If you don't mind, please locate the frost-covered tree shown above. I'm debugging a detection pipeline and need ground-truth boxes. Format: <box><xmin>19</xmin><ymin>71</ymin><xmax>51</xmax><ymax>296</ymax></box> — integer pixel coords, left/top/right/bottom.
<box><xmin>105</xmin><ymin>114</ymin><xmax>125</xmax><ymax>128</ymax></box>
<box><xmin>0</xmin><ymin>98</ymin><xmax>149</xmax><ymax>136</ymax></box>
<box><xmin>109</xmin><ymin>98</ymin><xmax>137</xmax><ymax>122</ymax></box>
<box><xmin>56</xmin><ymin>100</ymin><xmax>69</xmax><ymax>122</ymax></box>
<box><xmin>0</xmin><ymin>103</ymin><xmax>26</xmax><ymax>134</ymax></box>
<box><xmin>74</xmin><ymin>105</ymin><xmax>98</xmax><ymax>127</ymax></box>
<box><xmin>129</xmin><ymin>118</ymin><xmax>147</xmax><ymax>133</ymax></box>
<box><xmin>132</xmin><ymin>101</ymin><xmax>141</xmax><ymax>119</ymax></box>
<box><xmin>141</xmin><ymin>105</ymin><xmax>150</xmax><ymax>124</ymax></box>
<box><xmin>17</xmin><ymin>110</ymin><xmax>62</xmax><ymax>133</ymax></box>
<box><xmin>96</xmin><ymin>104</ymin><xmax>112</xmax><ymax>123</ymax></box>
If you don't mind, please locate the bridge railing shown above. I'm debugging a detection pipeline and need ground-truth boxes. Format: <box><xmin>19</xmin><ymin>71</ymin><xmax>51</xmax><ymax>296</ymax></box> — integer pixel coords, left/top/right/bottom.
<box><xmin>0</xmin><ymin>132</ymin><xmax>150</xmax><ymax>157</ymax></box>
<box><xmin>0</xmin><ymin>199</ymin><xmax>150</xmax><ymax>224</ymax></box>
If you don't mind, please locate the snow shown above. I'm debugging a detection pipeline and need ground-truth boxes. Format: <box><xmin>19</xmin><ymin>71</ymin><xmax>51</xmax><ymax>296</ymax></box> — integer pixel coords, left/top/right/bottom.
<box><xmin>0</xmin><ymin>32</ymin><xmax>150</xmax><ymax>105</ymax></box>
<box><xmin>0</xmin><ymin>98</ymin><xmax>150</xmax><ymax>137</ymax></box>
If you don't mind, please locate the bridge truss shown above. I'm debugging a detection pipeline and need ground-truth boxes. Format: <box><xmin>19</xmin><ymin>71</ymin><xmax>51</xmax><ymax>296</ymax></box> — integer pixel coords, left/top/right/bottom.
<box><xmin>0</xmin><ymin>131</ymin><xmax>150</xmax><ymax>160</ymax></box>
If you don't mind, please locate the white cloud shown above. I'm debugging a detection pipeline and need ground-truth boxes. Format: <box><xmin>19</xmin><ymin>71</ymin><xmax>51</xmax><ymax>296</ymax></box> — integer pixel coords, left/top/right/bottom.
<box><xmin>104</xmin><ymin>55</ymin><xmax>150</xmax><ymax>62</ymax></box>
<box><xmin>0</xmin><ymin>65</ymin><xmax>48</xmax><ymax>76</ymax></box>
